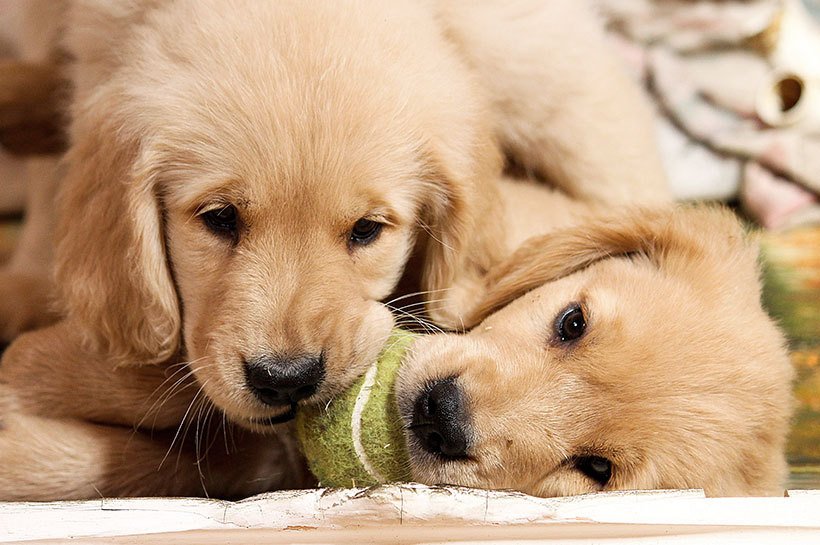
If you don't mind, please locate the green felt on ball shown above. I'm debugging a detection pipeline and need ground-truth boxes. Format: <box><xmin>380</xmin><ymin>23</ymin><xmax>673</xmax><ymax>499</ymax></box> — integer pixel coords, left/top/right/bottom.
<box><xmin>295</xmin><ymin>329</ymin><xmax>417</xmax><ymax>487</ymax></box>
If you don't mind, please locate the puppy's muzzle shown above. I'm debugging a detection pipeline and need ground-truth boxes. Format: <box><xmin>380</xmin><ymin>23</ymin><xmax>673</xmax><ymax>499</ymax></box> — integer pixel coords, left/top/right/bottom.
<box><xmin>245</xmin><ymin>353</ymin><xmax>325</xmax><ymax>406</ymax></box>
<box><xmin>411</xmin><ymin>378</ymin><xmax>470</xmax><ymax>459</ymax></box>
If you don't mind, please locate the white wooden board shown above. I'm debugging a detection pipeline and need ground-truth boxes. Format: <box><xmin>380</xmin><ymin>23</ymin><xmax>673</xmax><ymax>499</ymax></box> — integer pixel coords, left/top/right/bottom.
<box><xmin>2</xmin><ymin>484</ymin><xmax>820</xmax><ymax>544</ymax></box>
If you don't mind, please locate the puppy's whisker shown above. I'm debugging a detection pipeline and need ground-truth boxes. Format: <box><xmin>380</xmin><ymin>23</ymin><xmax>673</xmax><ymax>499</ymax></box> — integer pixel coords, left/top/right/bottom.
<box><xmin>136</xmin><ymin>362</ymin><xmax>196</xmax><ymax>418</ymax></box>
<box><xmin>137</xmin><ymin>356</ymin><xmax>210</xmax><ymax>411</ymax></box>
<box><xmin>383</xmin><ymin>288</ymin><xmax>454</xmax><ymax>307</ymax></box>
<box><xmin>145</xmin><ymin>380</ymin><xmax>199</xmax><ymax>432</ymax></box>
<box><xmin>127</xmin><ymin>363</ymin><xmax>210</xmax><ymax>450</ymax></box>
<box><xmin>392</xmin><ymin>319</ymin><xmax>439</xmax><ymax>337</ymax></box>
<box><xmin>205</xmin><ymin>405</ymin><xmax>224</xmax><ymax>459</ymax></box>
<box><xmin>159</xmin><ymin>382</ymin><xmax>207</xmax><ymax>471</ymax></box>
<box><xmin>199</xmin><ymin>403</ymin><xmax>219</xmax><ymax>464</ymax></box>
<box><xmin>138</xmin><ymin>361</ymin><xmax>216</xmax><ymax>431</ymax></box>
<box><xmin>387</xmin><ymin>305</ymin><xmax>438</xmax><ymax>320</ymax></box>
<box><xmin>196</xmin><ymin>402</ymin><xmax>221</xmax><ymax>488</ymax></box>
<box><xmin>138</xmin><ymin>372</ymin><xmax>198</xmax><ymax>429</ymax></box>
<box><xmin>391</xmin><ymin>305</ymin><xmax>454</xmax><ymax>332</ymax></box>
<box><xmin>191</xmin><ymin>396</ymin><xmax>214</xmax><ymax>498</ymax></box>
<box><xmin>417</xmin><ymin>219</ymin><xmax>455</xmax><ymax>253</ymax></box>
<box><xmin>178</xmin><ymin>388</ymin><xmax>213</xmax><ymax>487</ymax></box>
<box><xmin>390</xmin><ymin>298</ymin><xmax>452</xmax><ymax>315</ymax></box>
<box><xmin>221</xmin><ymin>412</ymin><xmax>230</xmax><ymax>455</ymax></box>
<box><xmin>386</xmin><ymin>305</ymin><xmax>446</xmax><ymax>334</ymax></box>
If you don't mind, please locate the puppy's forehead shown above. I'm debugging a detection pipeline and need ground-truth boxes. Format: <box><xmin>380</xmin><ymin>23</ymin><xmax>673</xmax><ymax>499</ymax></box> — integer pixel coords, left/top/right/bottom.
<box><xmin>482</xmin><ymin>259</ymin><xmax>681</xmax><ymax>346</ymax></box>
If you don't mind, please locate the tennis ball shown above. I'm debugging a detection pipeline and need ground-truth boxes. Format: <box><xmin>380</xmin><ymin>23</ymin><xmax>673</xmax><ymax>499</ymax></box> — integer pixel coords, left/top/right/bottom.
<box><xmin>295</xmin><ymin>329</ymin><xmax>417</xmax><ymax>487</ymax></box>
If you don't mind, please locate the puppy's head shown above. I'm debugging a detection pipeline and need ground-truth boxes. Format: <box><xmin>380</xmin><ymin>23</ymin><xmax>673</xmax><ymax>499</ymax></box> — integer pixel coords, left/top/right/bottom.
<box><xmin>396</xmin><ymin>206</ymin><xmax>794</xmax><ymax>496</ymax></box>
<box><xmin>55</xmin><ymin>0</ymin><xmax>503</xmax><ymax>428</ymax></box>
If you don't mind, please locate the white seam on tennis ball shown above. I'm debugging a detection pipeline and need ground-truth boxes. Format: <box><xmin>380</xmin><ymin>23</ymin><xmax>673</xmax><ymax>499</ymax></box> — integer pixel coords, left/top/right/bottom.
<box><xmin>350</xmin><ymin>361</ymin><xmax>385</xmax><ymax>483</ymax></box>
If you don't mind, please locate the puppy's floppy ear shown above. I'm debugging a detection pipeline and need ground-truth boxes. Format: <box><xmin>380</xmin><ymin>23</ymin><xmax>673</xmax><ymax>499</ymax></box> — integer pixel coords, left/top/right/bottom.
<box><xmin>55</xmin><ymin>106</ymin><xmax>180</xmax><ymax>364</ymax></box>
<box><xmin>418</xmin><ymin>138</ymin><xmax>507</xmax><ymax>328</ymax></box>
<box><xmin>465</xmin><ymin>205</ymin><xmax>758</xmax><ymax>327</ymax></box>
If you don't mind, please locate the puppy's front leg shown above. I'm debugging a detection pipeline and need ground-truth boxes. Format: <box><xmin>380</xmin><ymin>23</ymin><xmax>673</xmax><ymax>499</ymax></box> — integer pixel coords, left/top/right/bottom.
<box><xmin>439</xmin><ymin>0</ymin><xmax>670</xmax><ymax>203</ymax></box>
<box><xmin>0</xmin><ymin>402</ymin><xmax>205</xmax><ymax>500</ymax></box>
<box><xmin>0</xmin><ymin>320</ymin><xmax>193</xmax><ymax>429</ymax></box>
<box><xmin>0</xmin><ymin>396</ymin><xmax>311</xmax><ymax>500</ymax></box>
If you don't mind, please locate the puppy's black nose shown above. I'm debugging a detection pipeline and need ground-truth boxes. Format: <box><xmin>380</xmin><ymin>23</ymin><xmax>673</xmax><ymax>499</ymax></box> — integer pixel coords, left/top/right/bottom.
<box><xmin>411</xmin><ymin>378</ymin><xmax>470</xmax><ymax>459</ymax></box>
<box><xmin>245</xmin><ymin>354</ymin><xmax>325</xmax><ymax>406</ymax></box>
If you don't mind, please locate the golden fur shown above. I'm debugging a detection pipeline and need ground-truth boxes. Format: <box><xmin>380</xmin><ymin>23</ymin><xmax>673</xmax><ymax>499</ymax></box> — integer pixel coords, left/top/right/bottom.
<box><xmin>395</xmin><ymin>180</ymin><xmax>794</xmax><ymax>497</ymax></box>
<box><xmin>0</xmin><ymin>178</ymin><xmax>792</xmax><ymax>500</ymax></box>
<box><xmin>0</xmin><ymin>0</ymin><xmax>683</xmax><ymax>500</ymax></box>
<box><xmin>1</xmin><ymin>0</ymin><xmax>669</xmax><ymax>413</ymax></box>
<box><xmin>0</xmin><ymin>0</ymin><xmax>670</xmax><ymax>343</ymax></box>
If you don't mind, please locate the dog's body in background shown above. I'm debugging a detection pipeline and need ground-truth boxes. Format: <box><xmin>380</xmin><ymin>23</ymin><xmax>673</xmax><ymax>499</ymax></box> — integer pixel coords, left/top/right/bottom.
<box><xmin>0</xmin><ymin>0</ymin><xmax>65</xmax><ymax>341</ymax></box>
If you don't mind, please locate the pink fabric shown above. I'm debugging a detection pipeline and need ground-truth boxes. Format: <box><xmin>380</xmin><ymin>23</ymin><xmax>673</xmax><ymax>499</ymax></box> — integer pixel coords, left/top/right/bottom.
<box><xmin>597</xmin><ymin>0</ymin><xmax>820</xmax><ymax>228</ymax></box>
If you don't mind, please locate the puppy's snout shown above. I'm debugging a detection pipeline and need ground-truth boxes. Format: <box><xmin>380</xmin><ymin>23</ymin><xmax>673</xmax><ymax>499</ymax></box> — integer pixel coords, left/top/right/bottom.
<box><xmin>245</xmin><ymin>354</ymin><xmax>325</xmax><ymax>406</ymax></box>
<box><xmin>411</xmin><ymin>378</ymin><xmax>470</xmax><ymax>459</ymax></box>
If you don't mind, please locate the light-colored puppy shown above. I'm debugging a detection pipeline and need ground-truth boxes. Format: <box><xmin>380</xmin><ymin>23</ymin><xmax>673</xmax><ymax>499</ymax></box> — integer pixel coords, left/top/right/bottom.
<box><xmin>396</xmin><ymin>181</ymin><xmax>794</xmax><ymax>497</ymax></box>
<box><xmin>1</xmin><ymin>0</ymin><xmax>669</xmax><ymax>425</ymax></box>
<box><xmin>6</xmin><ymin>0</ymin><xmax>505</xmax><ymax>430</ymax></box>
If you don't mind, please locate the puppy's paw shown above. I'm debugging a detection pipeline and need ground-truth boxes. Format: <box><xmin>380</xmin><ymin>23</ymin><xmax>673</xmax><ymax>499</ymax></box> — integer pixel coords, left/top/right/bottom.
<box><xmin>0</xmin><ymin>269</ymin><xmax>58</xmax><ymax>342</ymax></box>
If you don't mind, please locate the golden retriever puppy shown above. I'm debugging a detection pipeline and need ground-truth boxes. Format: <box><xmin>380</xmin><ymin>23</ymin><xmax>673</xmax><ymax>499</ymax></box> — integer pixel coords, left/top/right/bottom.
<box><xmin>1</xmin><ymin>0</ymin><xmax>671</xmax><ymax>426</ymax></box>
<box><xmin>4</xmin><ymin>0</ymin><xmax>509</xmax><ymax>431</ymax></box>
<box><xmin>396</xmin><ymin>183</ymin><xmax>794</xmax><ymax>497</ymax></box>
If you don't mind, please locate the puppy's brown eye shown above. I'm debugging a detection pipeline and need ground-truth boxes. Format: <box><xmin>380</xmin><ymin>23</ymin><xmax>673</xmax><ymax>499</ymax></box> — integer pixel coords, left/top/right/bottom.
<box><xmin>556</xmin><ymin>304</ymin><xmax>586</xmax><ymax>342</ymax></box>
<box><xmin>201</xmin><ymin>204</ymin><xmax>238</xmax><ymax>239</ymax></box>
<box><xmin>574</xmin><ymin>455</ymin><xmax>612</xmax><ymax>486</ymax></box>
<box><xmin>350</xmin><ymin>218</ymin><xmax>383</xmax><ymax>246</ymax></box>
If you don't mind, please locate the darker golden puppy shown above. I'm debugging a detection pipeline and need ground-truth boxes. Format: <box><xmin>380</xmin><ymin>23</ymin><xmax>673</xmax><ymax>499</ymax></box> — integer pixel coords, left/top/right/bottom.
<box><xmin>4</xmin><ymin>0</ymin><xmax>508</xmax><ymax>432</ymax></box>
<box><xmin>397</xmin><ymin>206</ymin><xmax>794</xmax><ymax>497</ymax></box>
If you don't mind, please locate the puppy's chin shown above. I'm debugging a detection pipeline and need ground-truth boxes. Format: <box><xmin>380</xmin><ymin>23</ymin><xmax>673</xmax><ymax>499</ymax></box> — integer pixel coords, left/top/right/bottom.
<box><xmin>407</xmin><ymin>457</ymin><xmax>483</xmax><ymax>488</ymax></box>
<box><xmin>234</xmin><ymin>408</ymin><xmax>300</xmax><ymax>433</ymax></box>
<box><xmin>405</xmin><ymin>446</ymin><xmax>604</xmax><ymax>498</ymax></box>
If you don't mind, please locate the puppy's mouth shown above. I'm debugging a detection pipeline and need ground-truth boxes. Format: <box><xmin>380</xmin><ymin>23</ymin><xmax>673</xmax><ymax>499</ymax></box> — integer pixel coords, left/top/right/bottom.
<box><xmin>247</xmin><ymin>403</ymin><xmax>298</xmax><ymax>426</ymax></box>
<box><xmin>229</xmin><ymin>403</ymin><xmax>298</xmax><ymax>432</ymax></box>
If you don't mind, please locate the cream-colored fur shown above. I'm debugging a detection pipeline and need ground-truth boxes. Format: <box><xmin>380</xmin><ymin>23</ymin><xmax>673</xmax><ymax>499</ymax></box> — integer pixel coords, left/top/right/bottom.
<box><xmin>1</xmin><ymin>0</ymin><xmax>669</xmax><ymax>408</ymax></box>
<box><xmin>395</xmin><ymin>179</ymin><xmax>794</xmax><ymax>497</ymax></box>
<box><xmin>0</xmin><ymin>0</ymin><xmax>677</xmax><ymax>500</ymax></box>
